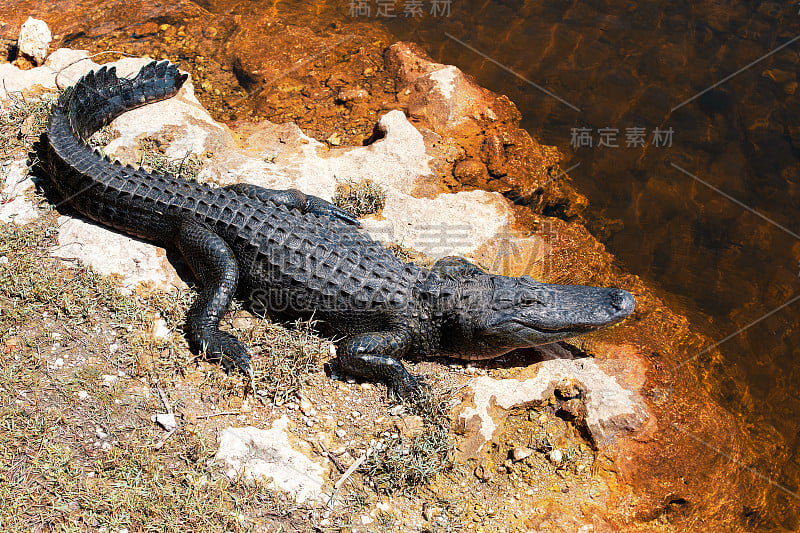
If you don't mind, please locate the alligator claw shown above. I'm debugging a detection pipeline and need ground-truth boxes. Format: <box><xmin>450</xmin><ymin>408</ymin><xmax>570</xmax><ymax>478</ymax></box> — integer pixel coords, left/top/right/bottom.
<box><xmin>388</xmin><ymin>373</ymin><xmax>426</xmax><ymax>401</ymax></box>
<box><xmin>305</xmin><ymin>195</ymin><xmax>362</xmax><ymax>227</ymax></box>
<box><xmin>199</xmin><ymin>331</ymin><xmax>252</xmax><ymax>375</ymax></box>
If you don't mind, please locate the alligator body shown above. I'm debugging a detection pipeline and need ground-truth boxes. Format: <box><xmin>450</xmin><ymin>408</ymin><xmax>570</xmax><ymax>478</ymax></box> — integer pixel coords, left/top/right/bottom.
<box><xmin>44</xmin><ymin>62</ymin><xmax>635</xmax><ymax>397</ymax></box>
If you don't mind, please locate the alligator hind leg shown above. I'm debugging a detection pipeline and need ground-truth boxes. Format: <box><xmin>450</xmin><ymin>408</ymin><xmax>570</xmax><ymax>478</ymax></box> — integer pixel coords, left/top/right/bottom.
<box><xmin>177</xmin><ymin>219</ymin><xmax>251</xmax><ymax>373</ymax></box>
<box><xmin>338</xmin><ymin>330</ymin><xmax>422</xmax><ymax>399</ymax></box>
<box><xmin>224</xmin><ymin>183</ymin><xmax>360</xmax><ymax>226</ymax></box>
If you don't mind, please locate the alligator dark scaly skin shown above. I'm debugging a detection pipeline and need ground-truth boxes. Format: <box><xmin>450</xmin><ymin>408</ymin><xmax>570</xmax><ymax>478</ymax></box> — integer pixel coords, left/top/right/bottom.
<box><xmin>44</xmin><ymin>62</ymin><xmax>636</xmax><ymax>398</ymax></box>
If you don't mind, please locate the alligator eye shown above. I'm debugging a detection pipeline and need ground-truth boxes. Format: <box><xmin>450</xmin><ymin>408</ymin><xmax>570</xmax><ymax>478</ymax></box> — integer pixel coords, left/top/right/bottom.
<box><xmin>517</xmin><ymin>296</ymin><xmax>540</xmax><ymax>306</ymax></box>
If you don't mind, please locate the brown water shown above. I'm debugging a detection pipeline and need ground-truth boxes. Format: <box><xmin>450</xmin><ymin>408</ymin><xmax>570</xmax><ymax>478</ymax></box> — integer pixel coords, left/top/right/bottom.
<box><xmin>4</xmin><ymin>0</ymin><xmax>800</xmax><ymax>528</ymax></box>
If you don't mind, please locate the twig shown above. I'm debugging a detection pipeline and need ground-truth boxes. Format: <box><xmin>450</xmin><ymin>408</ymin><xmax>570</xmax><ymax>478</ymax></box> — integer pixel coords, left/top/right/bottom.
<box><xmin>196</xmin><ymin>411</ymin><xmax>239</xmax><ymax>419</ymax></box>
<box><xmin>317</xmin><ymin>440</ymin><xmax>346</xmax><ymax>474</ymax></box>
<box><xmin>328</xmin><ymin>451</ymin><xmax>366</xmax><ymax>507</ymax></box>
<box><xmin>157</xmin><ymin>386</ymin><xmax>172</xmax><ymax>415</ymax></box>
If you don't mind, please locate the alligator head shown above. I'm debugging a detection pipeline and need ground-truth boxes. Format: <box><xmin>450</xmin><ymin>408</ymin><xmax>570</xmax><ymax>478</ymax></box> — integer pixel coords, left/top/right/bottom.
<box><xmin>441</xmin><ymin>274</ymin><xmax>635</xmax><ymax>360</ymax></box>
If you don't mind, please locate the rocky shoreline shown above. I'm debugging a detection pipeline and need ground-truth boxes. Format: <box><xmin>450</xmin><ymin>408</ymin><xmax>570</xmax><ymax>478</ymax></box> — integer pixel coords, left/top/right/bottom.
<box><xmin>0</xmin><ymin>12</ymin><xmax>755</xmax><ymax>532</ymax></box>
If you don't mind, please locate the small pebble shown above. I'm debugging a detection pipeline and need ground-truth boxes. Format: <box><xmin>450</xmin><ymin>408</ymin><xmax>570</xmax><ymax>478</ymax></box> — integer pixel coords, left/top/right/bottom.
<box><xmin>152</xmin><ymin>413</ymin><xmax>178</xmax><ymax>431</ymax></box>
<box><xmin>548</xmin><ymin>449</ymin><xmax>563</xmax><ymax>463</ymax></box>
<box><xmin>150</xmin><ymin>318</ymin><xmax>170</xmax><ymax>339</ymax></box>
<box><xmin>510</xmin><ymin>446</ymin><xmax>533</xmax><ymax>462</ymax></box>
<box><xmin>423</xmin><ymin>504</ymin><xmax>442</xmax><ymax>521</ymax></box>
<box><xmin>299</xmin><ymin>396</ymin><xmax>313</xmax><ymax>415</ymax></box>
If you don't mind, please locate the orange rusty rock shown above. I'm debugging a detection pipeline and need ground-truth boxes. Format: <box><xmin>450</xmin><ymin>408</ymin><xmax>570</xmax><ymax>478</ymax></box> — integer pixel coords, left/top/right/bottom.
<box><xmin>133</xmin><ymin>21</ymin><xmax>159</xmax><ymax>38</ymax></box>
<box><xmin>481</xmin><ymin>134</ymin><xmax>506</xmax><ymax>177</ymax></box>
<box><xmin>452</xmin><ymin>158</ymin><xmax>490</xmax><ymax>188</ymax></box>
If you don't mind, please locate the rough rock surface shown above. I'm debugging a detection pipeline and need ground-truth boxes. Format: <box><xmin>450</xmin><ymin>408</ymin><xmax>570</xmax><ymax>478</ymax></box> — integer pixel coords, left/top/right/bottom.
<box><xmin>17</xmin><ymin>16</ymin><xmax>51</xmax><ymax>65</ymax></box>
<box><xmin>454</xmin><ymin>356</ymin><xmax>649</xmax><ymax>458</ymax></box>
<box><xmin>385</xmin><ymin>41</ymin><xmax>586</xmax><ymax>219</ymax></box>
<box><xmin>0</xmin><ymin>161</ymin><xmax>37</xmax><ymax>224</ymax></box>
<box><xmin>214</xmin><ymin>416</ymin><xmax>328</xmax><ymax>503</ymax></box>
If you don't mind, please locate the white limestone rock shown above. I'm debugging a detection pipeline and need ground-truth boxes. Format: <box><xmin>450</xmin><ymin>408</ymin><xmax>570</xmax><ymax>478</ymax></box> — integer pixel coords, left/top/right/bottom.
<box><xmin>455</xmin><ymin>357</ymin><xmax>649</xmax><ymax>455</ymax></box>
<box><xmin>52</xmin><ymin>215</ymin><xmax>186</xmax><ymax>292</ymax></box>
<box><xmin>0</xmin><ymin>48</ymin><xmax>89</xmax><ymax>99</ymax></box>
<box><xmin>215</xmin><ymin>416</ymin><xmax>328</xmax><ymax>503</ymax></box>
<box><xmin>17</xmin><ymin>17</ymin><xmax>51</xmax><ymax>65</ymax></box>
<box><xmin>0</xmin><ymin>161</ymin><xmax>37</xmax><ymax>224</ymax></box>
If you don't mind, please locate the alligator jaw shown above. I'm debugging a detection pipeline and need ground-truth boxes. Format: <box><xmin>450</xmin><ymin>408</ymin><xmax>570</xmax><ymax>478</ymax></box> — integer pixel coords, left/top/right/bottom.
<box><xmin>484</xmin><ymin>280</ymin><xmax>636</xmax><ymax>348</ymax></box>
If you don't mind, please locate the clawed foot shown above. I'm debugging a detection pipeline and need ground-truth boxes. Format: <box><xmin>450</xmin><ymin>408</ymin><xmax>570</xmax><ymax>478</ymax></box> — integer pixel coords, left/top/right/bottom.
<box><xmin>196</xmin><ymin>330</ymin><xmax>252</xmax><ymax>374</ymax></box>
<box><xmin>388</xmin><ymin>373</ymin><xmax>427</xmax><ymax>401</ymax></box>
<box><xmin>305</xmin><ymin>195</ymin><xmax>361</xmax><ymax>227</ymax></box>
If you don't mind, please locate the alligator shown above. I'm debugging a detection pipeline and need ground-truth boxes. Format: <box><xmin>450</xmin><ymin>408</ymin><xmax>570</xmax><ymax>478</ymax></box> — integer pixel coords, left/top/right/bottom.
<box><xmin>44</xmin><ymin>61</ymin><xmax>635</xmax><ymax>398</ymax></box>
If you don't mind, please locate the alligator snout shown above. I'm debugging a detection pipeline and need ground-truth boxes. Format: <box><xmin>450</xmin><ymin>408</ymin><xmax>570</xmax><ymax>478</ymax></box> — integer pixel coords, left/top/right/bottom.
<box><xmin>609</xmin><ymin>288</ymin><xmax>636</xmax><ymax>315</ymax></box>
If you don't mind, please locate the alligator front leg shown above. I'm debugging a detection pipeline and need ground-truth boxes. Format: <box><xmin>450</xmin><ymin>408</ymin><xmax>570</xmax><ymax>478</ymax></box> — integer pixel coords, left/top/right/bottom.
<box><xmin>338</xmin><ymin>330</ymin><xmax>422</xmax><ymax>399</ymax></box>
<box><xmin>224</xmin><ymin>183</ymin><xmax>360</xmax><ymax>226</ymax></box>
<box><xmin>177</xmin><ymin>219</ymin><xmax>251</xmax><ymax>373</ymax></box>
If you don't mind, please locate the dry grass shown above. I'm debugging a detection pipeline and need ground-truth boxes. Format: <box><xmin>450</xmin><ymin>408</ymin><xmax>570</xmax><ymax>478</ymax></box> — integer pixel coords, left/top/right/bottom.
<box><xmin>238</xmin><ymin>318</ymin><xmax>330</xmax><ymax>406</ymax></box>
<box><xmin>0</xmin><ymin>89</ymin><xmax>58</xmax><ymax>161</ymax></box>
<box><xmin>0</xmin><ymin>398</ymin><xmax>322</xmax><ymax>531</ymax></box>
<box><xmin>0</xmin><ymin>218</ymin><xmax>143</xmax><ymax>332</ymax></box>
<box><xmin>365</xmin><ymin>389</ymin><xmax>455</xmax><ymax>496</ymax></box>
<box><xmin>332</xmin><ymin>178</ymin><xmax>386</xmax><ymax>218</ymax></box>
<box><xmin>87</xmin><ymin>123</ymin><xmax>120</xmax><ymax>148</ymax></box>
<box><xmin>386</xmin><ymin>242</ymin><xmax>433</xmax><ymax>267</ymax></box>
<box><xmin>0</xmin><ymin>216</ymin><xmax>350</xmax><ymax>531</ymax></box>
<box><xmin>135</xmin><ymin>136</ymin><xmax>210</xmax><ymax>182</ymax></box>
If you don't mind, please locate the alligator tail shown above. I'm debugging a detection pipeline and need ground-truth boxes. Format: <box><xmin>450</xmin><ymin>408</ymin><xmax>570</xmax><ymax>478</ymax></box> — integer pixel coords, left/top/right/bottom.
<box><xmin>54</xmin><ymin>61</ymin><xmax>188</xmax><ymax>142</ymax></box>
<box><xmin>44</xmin><ymin>62</ymin><xmax>189</xmax><ymax>234</ymax></box>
